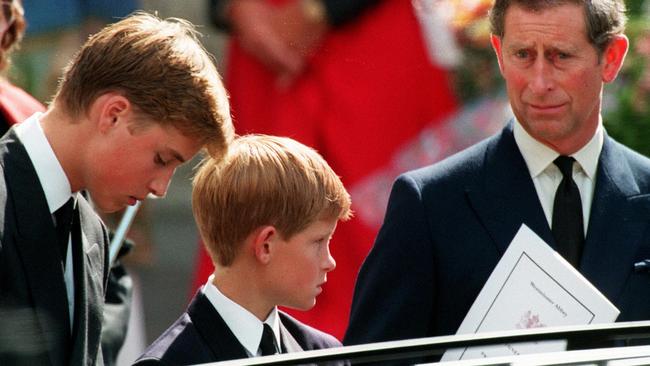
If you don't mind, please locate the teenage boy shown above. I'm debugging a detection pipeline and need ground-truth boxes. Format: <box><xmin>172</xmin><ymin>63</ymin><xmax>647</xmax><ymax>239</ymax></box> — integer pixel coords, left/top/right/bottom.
<box><xmin>135</xmin><ymin>135</ymin><xmax>352</xmax><ymax>365</ymax></box>
<box><xmin>0</xmin><ymin>12</ymin><xmax>233</xmax><ymax>366</ymax></box>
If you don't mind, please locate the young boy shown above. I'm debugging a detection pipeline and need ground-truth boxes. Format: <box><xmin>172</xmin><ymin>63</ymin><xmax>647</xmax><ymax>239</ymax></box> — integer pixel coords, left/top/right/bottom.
<box><xmin>0</xmin><ymin>12</ymin><xmax>233</xmax><ymax>365</ymax></box>
<box><xmin>135</xmin><ymin>135</ymin><xmax>352</xmax><ymax>365</ymax></box>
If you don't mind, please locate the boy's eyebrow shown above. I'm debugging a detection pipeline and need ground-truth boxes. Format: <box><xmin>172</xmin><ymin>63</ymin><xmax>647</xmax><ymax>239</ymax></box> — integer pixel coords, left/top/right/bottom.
<box><xmin>166</xmin><ymin>148</ymin><xmax>187</xmax><ymax>163</ymax></box>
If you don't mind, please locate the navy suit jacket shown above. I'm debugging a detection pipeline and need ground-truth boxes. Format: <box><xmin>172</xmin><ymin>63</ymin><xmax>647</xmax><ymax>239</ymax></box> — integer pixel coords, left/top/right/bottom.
<box><xmin>345</xmin><ymin>121</ymin><xmax>650</xmax><ymax>347</ymax></box>
<box><xmin>135</xmin><ymin>291</ymin><xmax>346</xmax><ymax>365</ymax></box>
<box><xmin>0</xmin><ymin>130</ymin><xmax>110</xmax><ymax>365</ymax></box>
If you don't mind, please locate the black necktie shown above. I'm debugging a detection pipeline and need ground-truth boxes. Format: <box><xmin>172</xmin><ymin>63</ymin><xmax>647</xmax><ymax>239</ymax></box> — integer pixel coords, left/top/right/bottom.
<box><xmin>552</xmin><ymin>156</ymin><xmax>584</xmax><ymax>266</ymax></box>
<box><xmin>54</xmin><ymin>198</ymin><xmax>75</xmax><ymax>265</ymax></box>
<box><xmin>259</xmin><ymin>323</ymin><xmax>279</xmax><ymax>356</ymax></box>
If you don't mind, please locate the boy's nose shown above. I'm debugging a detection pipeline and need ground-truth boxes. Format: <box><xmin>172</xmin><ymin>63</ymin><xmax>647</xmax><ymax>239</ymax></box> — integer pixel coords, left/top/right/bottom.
<box><xmin>149</xmin><ymin>170</ymin><xmax>174</xmax><ymax>197</ymax></box>
<box><xmin>323</xmin><ymin>250</ymin><xmax>336</xmax><ymax>272</ymax></box>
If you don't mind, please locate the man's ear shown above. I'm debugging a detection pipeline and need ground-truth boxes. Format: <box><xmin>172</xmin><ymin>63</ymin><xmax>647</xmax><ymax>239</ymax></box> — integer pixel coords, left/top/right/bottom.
<box><xmin>491</xmin><ymin>34</ymin><xmax>505</xmax><ymax>75</ymax></box>
<box><xmin>602</xmin><ymin>34</ymin><xmax>629</xmax><ymax>83</ymax></box>
<box><xmin>253</xmin><ymin>226</ymin><xmax>278</xmax><ymax>265</ymax></box>
<box><xmin>90</xmin><ymin>92</ymin><xmax>131</xmax><ymax>133</ymax></box>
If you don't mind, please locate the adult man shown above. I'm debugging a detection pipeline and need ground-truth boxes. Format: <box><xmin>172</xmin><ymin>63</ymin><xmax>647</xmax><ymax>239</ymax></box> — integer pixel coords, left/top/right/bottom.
<box><xmin>345</xmin><ymin>0</ymin><xmax>647</xmax><ymax>353</ymax></box>
<box><xmin>0</xmin><ymin>12</ymin><xmax>233</xmax><ymax>365</ymax></box>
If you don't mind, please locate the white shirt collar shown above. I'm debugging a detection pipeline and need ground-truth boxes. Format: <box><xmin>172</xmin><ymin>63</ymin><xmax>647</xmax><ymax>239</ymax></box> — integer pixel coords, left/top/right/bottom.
<box><xmin>202</xmin><ymin>274</ymin><xmax>281</xmax><ymax>356</ymax></box>
<box><xmin>513</xmin><ymin>118</ymin><xmax>603</xmax><ymax>179</ymax></box>
<box><xmin>14</xmin><ymin>112</ymin><xmax>72</xmax><ymax>213</ymax></box>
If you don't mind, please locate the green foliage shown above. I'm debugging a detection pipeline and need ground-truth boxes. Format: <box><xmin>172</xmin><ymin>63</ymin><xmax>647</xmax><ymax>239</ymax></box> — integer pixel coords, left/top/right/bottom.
<box><xmin>451</xmin><ymin>45</ymin><xmax>503</xmax><ymax>103</ymax></box>
<box><xmin>604</xmin><ymin>3</ymin><xmax>650</xmax><ymax>156</ymax></box>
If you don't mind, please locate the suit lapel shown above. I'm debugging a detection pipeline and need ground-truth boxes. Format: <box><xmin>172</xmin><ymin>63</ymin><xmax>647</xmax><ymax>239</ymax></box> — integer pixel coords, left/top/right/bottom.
<box><xmin>2</xmin><ymin>132</ymin><xmax>70</xmax><ymax>365</ymax></box>
<box><xmin>467</xmin><ymin>127</ymin><xmax>650</xmax><ymax>309</ymax></box>
<box><xmin>190</xmin><ymin>293</ymin><xmax>306</xmax><ymax>358</ymax></box>
<box><xmin>278</xmin><ymin>317</ymin><xmax>304</xmax><ymax>354</ymax></box>
<box><xmin>466</xmin><ymin>121</ymin><xmax>553</xmax><ymax>255</ymax></box>
<box><xmin>581</xmin><ymin>137</ymin><xmax>650</xmax><ymax>304</ymax></box>
<box><xmin>69</xmin><ymin>195</ymin><xmax>105</xmax><ymax>366</ymax></box>
<box><xmin>189</xmin><ymin>292</ymin><xmax>249</xmax><ymax>361</ymax></box>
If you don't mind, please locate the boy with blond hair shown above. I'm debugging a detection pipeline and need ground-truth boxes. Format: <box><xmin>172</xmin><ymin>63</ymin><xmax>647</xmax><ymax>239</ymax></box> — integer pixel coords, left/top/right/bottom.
<box><xmin>0</xmin><ymin>12</ymin><xmax>233</xmax><ymax>365</ymax></box>
<box><xmin>136</xmin><ymin>135</ymin><xmax>352</xmax><ymax>365</ymax></box>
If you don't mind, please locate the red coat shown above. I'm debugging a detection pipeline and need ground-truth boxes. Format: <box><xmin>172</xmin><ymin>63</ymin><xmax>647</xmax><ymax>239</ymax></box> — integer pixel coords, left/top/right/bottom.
<box><xmin>0</xmin><ymin>79</ymin><xmax>45</xmax><ymax>126</ymax></box>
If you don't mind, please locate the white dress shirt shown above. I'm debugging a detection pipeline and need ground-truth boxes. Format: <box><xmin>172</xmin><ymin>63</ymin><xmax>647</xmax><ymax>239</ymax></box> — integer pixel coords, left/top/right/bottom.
<box><xmin>513</xmin><ymin>119</ymin><xmax>604</xmax><ymax>235</ymax></box>
<box><xmin>203</xmin><ymin>274</ymin><xmax>281</xmax><ymax>356</ymax></box>
<box><xmin>15</xmin><ymin>112</ymin><xmax>76</xmax><ymax>328</ymax></box>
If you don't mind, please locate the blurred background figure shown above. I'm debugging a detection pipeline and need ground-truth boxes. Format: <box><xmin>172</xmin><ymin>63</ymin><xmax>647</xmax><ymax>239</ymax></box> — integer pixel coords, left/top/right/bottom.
<box><xmin>0</xmin><ymin>0</ymin><xmax>44</xmax><ymax>131</ymax></box>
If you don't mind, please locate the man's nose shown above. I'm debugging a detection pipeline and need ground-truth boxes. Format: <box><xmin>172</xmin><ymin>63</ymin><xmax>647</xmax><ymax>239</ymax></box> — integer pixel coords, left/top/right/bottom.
<box><xmin>529</xmin><ymin>57</ymin><xmax>556</xmax><ymax>94</ymax></box>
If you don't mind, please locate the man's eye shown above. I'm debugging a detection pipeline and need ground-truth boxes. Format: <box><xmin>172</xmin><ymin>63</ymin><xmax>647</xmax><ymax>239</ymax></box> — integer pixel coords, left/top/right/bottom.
<box><xmin>515</xmin><ymin>50</ymin><xmax>529</xmax><ymax>59</ymax></box>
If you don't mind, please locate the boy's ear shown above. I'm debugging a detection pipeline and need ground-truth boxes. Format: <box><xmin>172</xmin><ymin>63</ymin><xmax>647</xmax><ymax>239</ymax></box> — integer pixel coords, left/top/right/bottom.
<box><xmin>253</xmin><ymin>226</ymin><xmax>277</xmax><ymax>265</ymax></box>
<box><xmin>90</xmin><ymin>92</ymin><xmax>132</xmax><ymax>133</ymax></box>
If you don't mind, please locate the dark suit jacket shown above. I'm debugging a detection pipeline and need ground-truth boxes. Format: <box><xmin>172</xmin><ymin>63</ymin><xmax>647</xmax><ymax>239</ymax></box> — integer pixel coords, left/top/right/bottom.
<box><xmin>134</xmin><ymin>291</ymin><xmax>345</xmax><ymax>365</ymax></box>
<box><xmin>345</xmin><ymin>121</ymin><xmax>650</xmax><ymax>348</ymax></box>
<box><xmin>0</xmin><ymin>130</ymin><xmax>110</xmax><ymax>366</ymax></box>
<box><xmin>0</xmin><ymin>81</ymin><xmax>132</xmax><ymax>366</ymax></box>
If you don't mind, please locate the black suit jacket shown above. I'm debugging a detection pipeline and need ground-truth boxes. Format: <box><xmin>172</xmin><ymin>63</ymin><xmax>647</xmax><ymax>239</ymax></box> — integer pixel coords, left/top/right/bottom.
<box><xmin>134</xmin><ymin>291</ymin><xmax>345</xmax><ymax>365</ymax></box>
<box><xmin>345</xmin><ymin>121</ymin><xmax>650</xmax><ymax>349</ymax></box>
<box><xmin>0</xmin><ymin>130</ymin><xmax>110</xmax><ymax>365</ymax></box>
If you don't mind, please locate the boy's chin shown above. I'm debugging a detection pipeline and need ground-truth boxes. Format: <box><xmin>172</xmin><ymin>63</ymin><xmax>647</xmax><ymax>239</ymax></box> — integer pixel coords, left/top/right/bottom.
<box><xmin>93</xmin><ymin>198</ymin><xmax>123</xmax><ymax>213</ymax></box>
<box><xmin>284</xmin><ymin>299</ymin><xmax>317</xmax><ymax>311</ymax></box>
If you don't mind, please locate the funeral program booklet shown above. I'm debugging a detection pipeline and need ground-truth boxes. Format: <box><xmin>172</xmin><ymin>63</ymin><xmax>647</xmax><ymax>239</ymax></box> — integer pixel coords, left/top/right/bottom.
<box><xmin>442</xmin><ymin>224</ymin><xmax>619</xmax><ymax>361</ymax></box>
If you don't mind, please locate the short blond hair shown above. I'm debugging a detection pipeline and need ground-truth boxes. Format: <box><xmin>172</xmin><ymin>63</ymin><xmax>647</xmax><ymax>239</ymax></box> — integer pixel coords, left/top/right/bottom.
<box><xmin>192</xmin><ymin>135</ymin><xmax>352</xmax><ymax>266</ymax></box>
<box><xmin>53</xmin><ymin>11</ymin><xmax>233</xmax><ymax>158</ymax></box>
